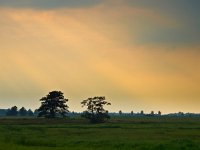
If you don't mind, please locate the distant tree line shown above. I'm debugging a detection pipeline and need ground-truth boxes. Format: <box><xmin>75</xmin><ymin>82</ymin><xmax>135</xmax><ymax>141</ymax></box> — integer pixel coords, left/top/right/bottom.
<box><xmin>36</xmin><ymin>91</ymin><xmax>166</xmax><ymax>123</ymax></box>
<box><xmin>1</xmin><ymin>90</ymin><xmax>197</xmax><ymax>123</ymax></box>
<box><xmin>118</xmin><ymin>110</ymin><xmax>162</xmax><ymax>116</ymax></box>
<box><xmin>5</xmin><ymin>106</ymin><xmax>35</xmax><ymax>117</ymax></box>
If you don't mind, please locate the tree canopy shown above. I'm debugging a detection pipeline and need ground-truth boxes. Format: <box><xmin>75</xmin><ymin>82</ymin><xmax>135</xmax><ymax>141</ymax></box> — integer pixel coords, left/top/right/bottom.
<box><xmin>38</xmin><ymin>91</ymin><xmax>69</xmax><ymax>118</ymax></box>
<box><xmin>81</xmin><ymin>96</ymin><xmax>111</xmax><ymax>123</ymax></box>
<box><xmin>6</xmin><ymin>106</ymin><xmax>18</xmax><ymax>116</ymax></box>
<box><xmin>19</xmin><ymin>107</ymin><xmax>27</xmax><ymax>116</ymax></box>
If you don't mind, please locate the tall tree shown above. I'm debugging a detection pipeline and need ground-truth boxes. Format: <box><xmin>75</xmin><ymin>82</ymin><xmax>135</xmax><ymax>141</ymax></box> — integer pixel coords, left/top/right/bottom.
<box><xmin>19</xmin><ymin>107</ymin><xmax>27</xmax><ymax>116</ymax></box>
<box><xmin>38</xmin><ymin>91</ymin><xmax>69</xmax><ymax>118</ymax></box>
<box><xmin>81</xmin><ymin>96</ymin><xmax>111</xmax><ymax>123</ymax></box>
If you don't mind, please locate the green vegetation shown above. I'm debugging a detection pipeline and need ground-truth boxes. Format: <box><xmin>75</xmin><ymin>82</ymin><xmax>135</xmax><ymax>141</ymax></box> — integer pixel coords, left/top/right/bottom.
<box><xmin>0</xmin><ymin>117</ymin><xmax>200</xmax><ymax>150</ymax></box>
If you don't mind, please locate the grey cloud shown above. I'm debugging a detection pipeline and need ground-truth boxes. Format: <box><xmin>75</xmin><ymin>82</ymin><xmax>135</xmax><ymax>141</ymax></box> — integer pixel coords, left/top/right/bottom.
<box><xmin>0</xmin><ymin>0</ymin><xmax>102</xmax><ymax>9</ymax></box>
<box><xmin>126</xmin><ymin>0</ymin><xmax>200</xmax><ymax>45</ymax></box>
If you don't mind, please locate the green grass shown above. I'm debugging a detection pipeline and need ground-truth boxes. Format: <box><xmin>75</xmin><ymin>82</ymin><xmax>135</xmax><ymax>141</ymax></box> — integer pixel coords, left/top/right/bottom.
<box><xmin>0</xmin><ymin>117</ymin><xmax>200</xmax><ymax>150</ymax></box>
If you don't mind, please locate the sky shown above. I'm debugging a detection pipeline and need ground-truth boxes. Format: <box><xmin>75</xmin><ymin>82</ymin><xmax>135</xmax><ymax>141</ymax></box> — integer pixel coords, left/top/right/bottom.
<box><xmin>0</xmin><ymin>0</ymin><xmax>200</xmax><ymax>114</ymax></box>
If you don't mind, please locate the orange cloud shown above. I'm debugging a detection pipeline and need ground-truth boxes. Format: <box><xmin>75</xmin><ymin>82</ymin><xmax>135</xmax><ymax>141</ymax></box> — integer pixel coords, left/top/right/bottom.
<box><xmin>0</xmin><ymin>5</ymin><xmax>200</xmax><ymax>113</ymax></box>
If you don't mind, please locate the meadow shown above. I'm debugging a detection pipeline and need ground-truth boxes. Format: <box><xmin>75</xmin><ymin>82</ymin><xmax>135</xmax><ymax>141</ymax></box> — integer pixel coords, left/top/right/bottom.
<box><xmin>0</xmin><ymin>117</ymin><xmax>200</xmax><ymax>150</ymax></box>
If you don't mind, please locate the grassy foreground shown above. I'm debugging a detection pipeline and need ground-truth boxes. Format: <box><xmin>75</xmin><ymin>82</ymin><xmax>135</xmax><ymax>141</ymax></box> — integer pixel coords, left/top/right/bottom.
<box><xmin>0</xmin><ymin>117</ymin><xmax>200</xmax><ymax>150</ymax></box>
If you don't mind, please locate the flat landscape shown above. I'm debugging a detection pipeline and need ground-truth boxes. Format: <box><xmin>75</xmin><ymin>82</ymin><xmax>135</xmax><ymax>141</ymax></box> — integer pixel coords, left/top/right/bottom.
<box><xmin>0</xmin><ymin>117</ymin><xmax>200</xmax><ymax>150</ymax></box>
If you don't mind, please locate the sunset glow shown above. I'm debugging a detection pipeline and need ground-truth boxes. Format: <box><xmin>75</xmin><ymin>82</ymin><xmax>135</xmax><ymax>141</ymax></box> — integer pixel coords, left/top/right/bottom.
<box><xmin>0</xmin><ymin>0</ymin><xmax>200</xmax><ymax>113</ymax></box>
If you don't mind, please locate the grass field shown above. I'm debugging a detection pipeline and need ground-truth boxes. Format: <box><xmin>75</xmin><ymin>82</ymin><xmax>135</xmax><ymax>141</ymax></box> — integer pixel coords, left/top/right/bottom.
<box><xmin>0</xmin><ymin>117</ymin><xmax>200</xmax><ymax>150</ymax></box>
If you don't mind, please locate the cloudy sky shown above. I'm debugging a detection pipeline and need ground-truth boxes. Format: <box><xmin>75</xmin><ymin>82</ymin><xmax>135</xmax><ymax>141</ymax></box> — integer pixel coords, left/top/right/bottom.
<box><xmin>0</xmin><ymin>0</ymin><xmax>200</xmax><ymax>113</ymax></box>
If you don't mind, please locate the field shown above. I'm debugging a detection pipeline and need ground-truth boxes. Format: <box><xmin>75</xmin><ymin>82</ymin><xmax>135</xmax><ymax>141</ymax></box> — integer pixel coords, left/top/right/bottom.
<box><xmin>0</xmin><ymin>117</ymin><xmax>200</xmax><ymax>150</ymax></box>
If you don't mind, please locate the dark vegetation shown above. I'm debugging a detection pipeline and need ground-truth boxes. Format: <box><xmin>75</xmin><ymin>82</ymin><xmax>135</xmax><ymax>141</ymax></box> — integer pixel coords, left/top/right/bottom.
<box><xmin>81</xmin><ymin>96</ymin><xmax>111</xmax><ymax>123</ymax></box>
<box><xmin>37</xmin><ymin>91</ymin><xmax>69</xmax><ymax>118</ymax></box>
<box><xmin>2</xmin><ymin>106</ymin><xmax>34</xmax><ymax>117</ymax></box>
<box><xmin>1</xmin><ymin>91</ymin><xmax>198</xmax><ymax>119</ymax></box>
<box><xmin>36</xmin><ymin>91</ymin><xmax>112</xmax><ymax>123</ymax></box>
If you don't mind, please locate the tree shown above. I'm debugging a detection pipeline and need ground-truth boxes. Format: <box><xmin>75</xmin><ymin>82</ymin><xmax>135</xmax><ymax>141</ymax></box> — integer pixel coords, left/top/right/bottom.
<box><xmin>37</xmin><ymin>91</ymin><xmax>69</xmax><ymax>118</ymax></box>
<box><xmin>158</xmin><ymin>111</ymin><xmax>161</xmax><ymax>116</ymax></box>
<box><xmin>6</xmin><ymin>106</ymin><xmax>18</xmax><ymax>116</ymax></box>
<box><xmin>131</xmin><ymin>111</ymin><xmax>134</xmax><ymax>115</ymax></box>
<box><xmin>34</xmin><ymin>109</ymin><xmax>39</xmax><ymax>116</ymax></box>
<box><xmin>119</xmin><ymin>110</ymin><xmax>122</xmax><ymax>115</ymax></box>
<box><xmin>27</xmin><ymin>109</ymin><xmax>34</xmax><ymax>116</ymax></box>
<box><xmin>19</xmin><ymin>107</ymin><xmax>27</xmax><ymax>116</ymax></box>
<box><xmin>140</xmin><ymin>110</ymin><xmax>144</xmax><ymax>115</ymax></box>
<box><xmin>81</xmin><ymin>96</ymin><xmax>111</xmax><ymax>123</ymax></box>
<box><xmin>151</xmin><ymin>111</ymin><xmax>154</xmax><ymax>116</ymax></box>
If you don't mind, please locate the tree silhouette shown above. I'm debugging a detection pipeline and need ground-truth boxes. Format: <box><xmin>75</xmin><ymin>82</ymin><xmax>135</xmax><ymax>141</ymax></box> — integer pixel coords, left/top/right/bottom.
<box><xmin>140</xmin><ymin>110</ymin><xmax>144</xmax><ymax>115</ymax></box>
<box><xmin>81</xmin><ymin>96</ymin><xmax>111</xmax><ymax>123</ymax></box>
<box><xmin>27</xmin><ymin>109</ymin><xmax>34</xmax><ymax>116</ymax></box>
<box><xmin>119</xmin><ymin>110</ymin><xmax>122</xmax><ymax>115</ymax></box>
<box><xmin>38</xmin><ymin>91</ymin><xmax>69</xmax><ymax>118</ymax></box>
<box><xmin>158</xmin><ymin>111</ymin><xmax>161</xmax><ymax>116</ymax></box>
<box><xmin>6</xmin><ymin>106</ymin><xmax>18</xmax><ymax>116</ymax></box>
<box><xmin>34</xmin><ymin>109</ymin><xmax>39</xmax><ymax>116</ymax></box>
<box><xmin>151</xmin><ymin>111</ymin><xmax>154</xmax><ymax>116</ymax></box>
<box><xmin>131</xmin><ymin>111</ymin><xmax>134</xmax><ymax>115</ymax></box>
<box><xmin>19</xmin><ymin>107</ymin><xmax>27</xmax><ymax>116</ymax></box>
